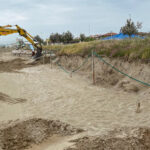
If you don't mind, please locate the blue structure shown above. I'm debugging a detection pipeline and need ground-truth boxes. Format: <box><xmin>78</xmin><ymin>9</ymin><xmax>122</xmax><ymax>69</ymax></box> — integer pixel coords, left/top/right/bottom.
<box><xmin>103</xmin><ymin>33</ymin><xmax>144</xmax><ymax>40</ymax></box>
<box><xmin>29</xmin><ymin>44</ymin><xmax>34</xmax><ymax>51</ymax></box>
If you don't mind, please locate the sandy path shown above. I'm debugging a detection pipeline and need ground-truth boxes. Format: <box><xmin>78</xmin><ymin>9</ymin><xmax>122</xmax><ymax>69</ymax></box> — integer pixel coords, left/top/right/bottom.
<box><xmin>29</xmin><ymin>135</ymin><xmax>72</xmax><ymax>150</ymax></box>
<box><xmin>29</xmin><ymin>134</ymin><xmax>82</xmax><ymax>150</ymax></box>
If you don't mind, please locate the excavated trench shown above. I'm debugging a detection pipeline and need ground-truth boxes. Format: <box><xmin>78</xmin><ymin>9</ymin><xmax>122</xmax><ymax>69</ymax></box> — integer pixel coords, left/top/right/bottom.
<box><xmin>3</xmin><ymin>53</ymin><xmax>150</xmax><ymax>94</ymax></box>
<box><xmin>57</xmin><ymin>55</ymin><xmax>150</xmax><ymax>93</ymax></box>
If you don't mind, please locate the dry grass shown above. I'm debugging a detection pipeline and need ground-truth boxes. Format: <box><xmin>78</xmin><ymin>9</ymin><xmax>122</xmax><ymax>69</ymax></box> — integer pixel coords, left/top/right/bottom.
<box><xmin>44</xmin><ymin>38</ymin><xmax>150</xmax><ymax>60</ymax></box>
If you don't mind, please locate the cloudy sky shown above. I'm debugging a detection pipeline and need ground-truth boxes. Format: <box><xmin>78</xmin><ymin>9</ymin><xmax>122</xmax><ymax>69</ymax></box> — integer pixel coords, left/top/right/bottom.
<box><xmin>0</xmin><ymin>0</ymin><xmax>150</xmax><ymax>44</ymax></box>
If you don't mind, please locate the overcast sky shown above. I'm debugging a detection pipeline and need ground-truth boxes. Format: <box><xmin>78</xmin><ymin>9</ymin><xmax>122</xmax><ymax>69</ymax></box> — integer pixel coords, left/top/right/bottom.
<box><xmin>0</xmin><ymin>0</ymin><xmax>150</xmax><ymax>44</ymax></box>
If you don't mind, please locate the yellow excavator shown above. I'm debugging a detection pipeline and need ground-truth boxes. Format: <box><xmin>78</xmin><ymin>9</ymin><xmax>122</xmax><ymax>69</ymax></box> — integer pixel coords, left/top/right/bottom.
<box><xmin>0</xmin><ymin>25</ymin><xmax>42</xmax><ymax>58</ymax></box>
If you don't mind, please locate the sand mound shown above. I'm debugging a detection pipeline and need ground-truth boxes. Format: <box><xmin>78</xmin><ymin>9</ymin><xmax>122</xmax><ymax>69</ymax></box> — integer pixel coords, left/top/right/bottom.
<box><xmin>0</xmin><ymin>58</ymin><xmax>31</xmax><ymax>73</ymax></box>
<box><xmin>0</xmin><ymin>118</ymin><xmax>83</xmax><ymax>150</ymax></box>
<box><xmin>0</xmin><ymin>57</ymin><xmax>48</xmax><ymax>73</ymax></box>
<box><xmin>0</xmin><ymin>56</ymin><xmax>53</xmax><ymax>73</ymax></box>
<box><xmin>0</xmin><ymin>92</ymin><xmax>26</xmax><ymax>104</ymax></box>
<box><xmin>66</xmin><ymin>127</ymin><xmax>150</xmax><ymax>150</ymax></box>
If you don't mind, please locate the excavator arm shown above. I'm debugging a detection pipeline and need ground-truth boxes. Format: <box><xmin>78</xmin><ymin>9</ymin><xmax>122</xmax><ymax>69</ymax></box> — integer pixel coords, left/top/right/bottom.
<box><xmin>0</xmin><ymin>25</ymin><xmax>42</xmax><ymax>57</ymax></box>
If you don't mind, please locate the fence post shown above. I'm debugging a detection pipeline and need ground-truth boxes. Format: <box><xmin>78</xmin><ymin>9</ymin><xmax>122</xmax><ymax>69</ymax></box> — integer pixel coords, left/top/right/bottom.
<box><xmin>136</xmin><ymin>100</ymin><xmax>141</xmax><ymax>113</ymax></box>
<box><xmin>92</xmin><ymin>50</ymin><xmax>95</xmax><ymax>84</ymax></box>
<box><xmin>43</xmin><ymin>51</ymin><xmax>45</xmax><ymax>64</ymax></box>
<box><xmin>49</xmin><ymin>51</ymin><xmax>52</xmax><ymax>68</ymax></box>
<box><xmin>49</xmin><ymin>52</ymin><xmax>51</xmax><ymax>64</ymax></box>
<box><xmin>49</xmin><ymin>51</ymin><xmax>51</xmax><ymax>64</ymax></box>
<box><xmin>70</xmin><ymin>71</ymin><xmax>72</xmax><ymax>78</ymax></box>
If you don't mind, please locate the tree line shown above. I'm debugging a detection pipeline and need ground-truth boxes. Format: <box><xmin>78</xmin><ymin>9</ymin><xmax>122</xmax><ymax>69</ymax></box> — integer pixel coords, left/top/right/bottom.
<box><xmin>34</xmin><ymin>18</ymin><xmax>145</xmax><ymax>45</ymax></box>
<box><xmin>34</xmin><ymin>31</ymin><xmax>95</xmax><ymax>45</ymax></box>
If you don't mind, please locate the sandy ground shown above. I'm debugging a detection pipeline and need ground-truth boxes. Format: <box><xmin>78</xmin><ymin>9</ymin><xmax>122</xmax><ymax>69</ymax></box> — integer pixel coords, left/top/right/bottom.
<box><xmin>0</xmin><ymin>52</ymin><xmax>150</xmax><ymax>149</ymax></box>
<box><xmin>29</xmin><ymin>134</ymin><xmax>83</xmax><ymax>150</ymax></box>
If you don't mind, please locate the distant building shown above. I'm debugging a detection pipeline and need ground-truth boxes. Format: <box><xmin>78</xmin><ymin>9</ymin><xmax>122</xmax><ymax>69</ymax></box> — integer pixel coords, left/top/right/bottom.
<box><xmin>103</xmin><ymin>33</ymin><xmax>144</xmax><ymax>40</ymax></box>
<box><xmin>46</xmin><ymin>38</ymin><xmax>51</xmax><ymax>45</ymax></box>
<box><xmin>137</xmin><ymin>32</ymin><xmax>150</xmax><ymax>37</ymax></box>
<box><xmin>100</xmin><ymin>32</ymin><xmax>118</xmax><ymax>38</ymax></box>
<box><xmin>89</xmin><ymin>34</ymin><xmax>102</xmax><ymax>39</ymax></box>
<box><xmin>89</xmin><ymin>33</ymin><xmax>118</xmax><ymax>40</ymax></box>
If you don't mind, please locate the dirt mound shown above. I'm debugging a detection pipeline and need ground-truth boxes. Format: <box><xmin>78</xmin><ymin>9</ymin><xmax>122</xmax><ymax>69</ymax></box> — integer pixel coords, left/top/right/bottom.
<box><xmin>66</xmin><ymin>127</ymin><xmax>150</xmax><ymax>150</ymax></box>
<box><xmin>0</xmin><ymin>92</ymin><xmax>26</xmax><ymax>104</ymax></box>
<box><xmin>0</xmin><ymin>118</ymin><xmax>83</xmax><ymax>150</ymax></box>
<box><xmin>0</xmin><ymin>57</ymin><xmax>48</xmax><ymax>73</ymax></box>
<box><xmin>0</xmin><ymin>58</ymin><xmax>31</xmax><ymax>73</ymax></box>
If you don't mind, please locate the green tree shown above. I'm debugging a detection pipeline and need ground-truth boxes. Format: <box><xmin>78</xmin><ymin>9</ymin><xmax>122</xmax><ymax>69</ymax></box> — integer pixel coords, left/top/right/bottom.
<box><xmin>80</xmin><ymin>34</ymin><xmax>86</xmax><ymax>41</ymax></box>
<box><xmin>34</xmin><ymin>35</ymin><xmax>44</xmax><ymax>44</ymax></box>
<box><xmin>50</xmin><ymin>33</ymin><xmax>62</xmax><ymax>43</ymax></box>
<box><xmin>72</xmin><ymin>38</ymin><xmax>80</xmax><ymax>43</ymax></box>
<box><xmin>84</xmin><ymin>37</ymin><xmax>95</xmax><ymax>42</ymax></box>
<box><xmin>62</xmin><ymin>31</ymin><xmax>73</xmax><ymax>43</ymax></box>
<box><xmin>120</xmin><ymin>19</ymin><xmax>142</xmax><ymax>37</ymax></box>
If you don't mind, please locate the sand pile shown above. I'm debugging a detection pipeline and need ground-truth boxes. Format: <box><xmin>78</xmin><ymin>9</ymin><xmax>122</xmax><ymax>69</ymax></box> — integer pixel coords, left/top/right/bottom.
<box><xmin>66</xmin><ymin>127</ymin><xmax>150</xmax><ymax>150</ymax></box>
<box><xmin>0</xmin><ymin>57</ymin><xmax>47</xmax><ymax>73</ymax></box>
<box><xmin>0</xmin><ymin>58</ymin><xmax>30</xmax><ymax>73</ymax></box>
<box><xmin>0</xmin><ymin>118</ymin><xmax>83</xmax><ymax>150</ymax></box>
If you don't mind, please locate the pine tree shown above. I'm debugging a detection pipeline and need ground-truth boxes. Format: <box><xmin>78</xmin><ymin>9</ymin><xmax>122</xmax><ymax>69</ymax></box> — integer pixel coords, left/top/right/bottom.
<box><xmin>120</xmin><ymin>19</ymin><xmax>142</xmax><ymax>37</ymax></box>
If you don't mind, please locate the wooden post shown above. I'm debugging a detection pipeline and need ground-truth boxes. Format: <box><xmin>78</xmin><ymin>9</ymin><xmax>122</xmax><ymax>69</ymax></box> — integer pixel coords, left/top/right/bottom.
<box><xmin>92</xmin><ymin>50</ymin><xmax>95</xmax><ymax>84</ymax></box>
<box><xmin>43</xmin><ymin>50</ymin><xmax>46</xmax><ymax>64</ymax></box>
<box><xmin>70</xmin><ymin>71</ymin><xmax>72</xmax><ymax>78</ymax></box>
<box><xmin>43</xmin><ymin>51</ymin><xmax>45</xmax><ymax>64</ymax></box>
<box><xmin>44</xmin><ymin>50</ymin><xmax>47</xmax><ymax>63</ymax></box>
<box><xmin>136</xmin><ymin>101</ymin><xmax>141</xmax><ymax>113</ymax></box>
<box><xmin>49</xmin><ymin>51</ymin><xmax>51</xmax><ymax>64</ymax></box>
<box><xmin>50</xmin><ymin>51</ymin><xmax>52</xmax><ymax>69</ymax></box>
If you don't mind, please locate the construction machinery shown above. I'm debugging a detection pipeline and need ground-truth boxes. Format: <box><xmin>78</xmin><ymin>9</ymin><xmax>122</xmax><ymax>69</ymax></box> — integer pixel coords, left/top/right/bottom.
<box><xmin>0</xmin><ymin>25</ymin><xmax>42</xmax><ymax>58</ymax></box>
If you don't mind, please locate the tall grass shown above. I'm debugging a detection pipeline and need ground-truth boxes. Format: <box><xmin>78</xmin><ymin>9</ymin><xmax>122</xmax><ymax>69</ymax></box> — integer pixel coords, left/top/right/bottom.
<box><xmin>44</xmin><ymin>38</ymin><xmax>150</xmax><ymax>59</ymax></box>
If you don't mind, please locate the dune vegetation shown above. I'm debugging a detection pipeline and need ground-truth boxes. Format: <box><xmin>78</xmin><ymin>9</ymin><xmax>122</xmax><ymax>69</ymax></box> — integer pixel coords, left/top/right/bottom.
<box><xmin>44</xmin><ymin>37</ymin><xmax>150</xmax><ymax>60</ymax></box>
